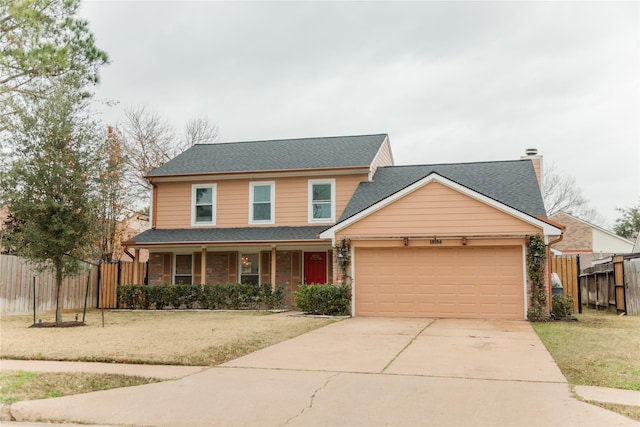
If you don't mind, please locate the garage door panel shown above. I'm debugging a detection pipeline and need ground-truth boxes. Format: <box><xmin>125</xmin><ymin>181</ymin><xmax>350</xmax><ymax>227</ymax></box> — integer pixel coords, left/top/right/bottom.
<box><xmin>355</xmin><ymin>246</ymin><xmax>524</xmax><ymax>319</ymax></box>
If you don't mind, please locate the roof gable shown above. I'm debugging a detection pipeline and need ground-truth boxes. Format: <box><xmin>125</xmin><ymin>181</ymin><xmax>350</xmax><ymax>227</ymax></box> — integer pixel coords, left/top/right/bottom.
<box><xmin>338</xmin><ymin>159</ymin><xmax>547</xmax><ymax>222</ymax></box>
<box><xmin>320</xmin><ymin>171</ymin><xmax>561</xmax><ymax>239</ymax></box>
<box><xmin>147</xmin><ymin>134</ymin><xmax>389</xmax><ymax>177</ymax></box>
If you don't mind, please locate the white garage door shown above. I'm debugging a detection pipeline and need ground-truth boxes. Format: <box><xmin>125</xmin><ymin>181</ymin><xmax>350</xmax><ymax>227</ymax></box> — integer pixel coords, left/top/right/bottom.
<box><xmin>355</xmin><ymin>246</ymin><xmax>525</xmax><ymax>319</ymax></box>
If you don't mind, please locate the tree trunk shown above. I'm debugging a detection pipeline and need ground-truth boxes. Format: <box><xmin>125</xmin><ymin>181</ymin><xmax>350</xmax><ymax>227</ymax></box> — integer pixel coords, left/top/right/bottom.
<box><xmin>55</xmin><ymin>261</ymin><xmax>64</xmax><ymax>325</ymax></box>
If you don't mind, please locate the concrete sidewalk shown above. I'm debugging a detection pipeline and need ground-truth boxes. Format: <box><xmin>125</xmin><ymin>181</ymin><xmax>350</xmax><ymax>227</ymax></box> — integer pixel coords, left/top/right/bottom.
<box><xmin>3</xmin><ymin>317</ymin><xmax>638</xmax><ymax>426</ymax></box>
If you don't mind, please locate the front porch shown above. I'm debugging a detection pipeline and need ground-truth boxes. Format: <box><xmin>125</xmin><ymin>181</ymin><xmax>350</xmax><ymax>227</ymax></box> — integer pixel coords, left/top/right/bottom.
<box><xmin>123</xmin><ymin>226</ymin><xmax>348</xmax><ymax>307</ymax></box>
<box><xmin>145</xmin><ymin>246</ymin><xmax>333</xmax><ymax>307</ymax></box>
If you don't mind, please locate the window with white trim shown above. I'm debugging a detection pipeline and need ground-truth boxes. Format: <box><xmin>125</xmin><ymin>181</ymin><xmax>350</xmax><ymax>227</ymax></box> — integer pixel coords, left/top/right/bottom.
<box><xmin>192</xmin><ymin>184</ymin><xmax>216</xmax><ymax>226</ymax></box>
<box><xmin>249</xmin><ymin>182</ymin><xmax>275</xmax><ymax>224</ymax></box>
<box><xmin>240</xmin><ymin>253</ymin><xmax>259</xmax><ymax>285</ymax></box>
<box><xmin>308</xmin><ymin>179</ymin><xmax>335</xmax><ymax>222</ymax></box>
<box><xmin>174</xmin><ymin>254</ymin><xmax>193</xmax><ymax>284</ymax></box>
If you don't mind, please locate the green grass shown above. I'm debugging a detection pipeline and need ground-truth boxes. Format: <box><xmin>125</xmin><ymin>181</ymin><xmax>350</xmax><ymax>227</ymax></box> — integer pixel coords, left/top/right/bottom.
<box><xmin>0</xmin><ymin>371</ymin><xmax>159</xmax><ymax>404</ymax></box>
<box><xmin>533</xmin><ymin>308</ymin><xmax>640</xmax><ymax>391</ymax></box>
<box><xmin>533</xmin><ymin>308</ymin><xmax>640</xmax><ymax>422</ymax></box>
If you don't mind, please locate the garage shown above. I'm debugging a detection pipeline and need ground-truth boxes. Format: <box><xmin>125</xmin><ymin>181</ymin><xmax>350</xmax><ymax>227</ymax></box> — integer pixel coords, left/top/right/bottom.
<box><xmin>354</xmin><ymin>246</ymin><xmax>525</xmax><ymax>319</ymax></box>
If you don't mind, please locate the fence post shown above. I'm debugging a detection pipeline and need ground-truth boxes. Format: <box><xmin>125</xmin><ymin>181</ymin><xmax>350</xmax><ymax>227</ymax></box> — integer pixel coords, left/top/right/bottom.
<box><xmin>576</xmin><ymin>255</ymin><xmax>582</xmax><ymax>313</ymax></box>
<box><xmin>32</xmin><ymin>275</ymin><xmax>36</xmax><ymax>325</ymax></box>
<box><xmin>614</xmin><ymin>255</ymin><xmax>626</xmax><ymax>313</ymax></box>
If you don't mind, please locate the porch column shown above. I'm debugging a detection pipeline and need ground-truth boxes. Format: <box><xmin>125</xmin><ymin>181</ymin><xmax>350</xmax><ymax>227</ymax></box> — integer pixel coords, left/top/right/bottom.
<box><xmin>271</xmin><ymin>246</ymin><xmax>277</xmax><ymax>291</ymax></box>
<box><xmin>201</xmin><ymin>247</ymin><xmax>207</xmax><ymax>285</ymax></box>
<box><xmin>132</xmin><ymin>248</ymin><xmax>139</xmax><ymax>284</ymax></box>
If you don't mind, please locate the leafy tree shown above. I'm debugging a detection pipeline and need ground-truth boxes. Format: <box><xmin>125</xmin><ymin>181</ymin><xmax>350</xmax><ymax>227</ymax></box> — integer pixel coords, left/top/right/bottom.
<box><xmin>0</xmin><ymin>77</ymin><xmax>102</xmax><ymax>324</ymax></box>
<box><xmin>613</xmin><ymin>203</ymin><xmax>640</xmax><ymax>239</ymax></box>
<box><xmin>0</xmin><ymin>0</ymin><xmax>108</xmax><ymax>111</ymax></box>
<box><xmin>543</xmin><ymin>162</ymin><xmax>602</xmax><ymax>224</ymax></box>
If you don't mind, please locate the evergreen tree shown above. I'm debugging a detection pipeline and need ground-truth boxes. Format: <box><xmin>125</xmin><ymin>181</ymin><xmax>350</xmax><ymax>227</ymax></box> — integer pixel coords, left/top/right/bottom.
<box><xmin>1</xmin><ymin>77</ymin><xmax>101</xmax><ymax>324</ymax></box>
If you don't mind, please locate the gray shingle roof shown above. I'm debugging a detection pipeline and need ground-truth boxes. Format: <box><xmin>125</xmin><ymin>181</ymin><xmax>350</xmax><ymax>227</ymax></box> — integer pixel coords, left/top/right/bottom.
<box><xmin>147</xmin><ymin>134</ymin><xmax>389</xmax><ymax>177</ymax></box>
<box><xmin>338</xmin><ymin>159</ymin><xmax>547</xmax><ymax>222</ymax></box>
<box><xmin>127</xmin><ymin>226</ymin><xmax>328</xmax><ymax>245</ymax></box>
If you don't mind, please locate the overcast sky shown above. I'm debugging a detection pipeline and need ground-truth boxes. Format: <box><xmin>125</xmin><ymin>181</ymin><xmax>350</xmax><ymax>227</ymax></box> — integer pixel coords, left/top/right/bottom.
<box><xmin>79</xmin><ymin>1</ymin><xmax>639</xmax><ymax>228</ymax></box>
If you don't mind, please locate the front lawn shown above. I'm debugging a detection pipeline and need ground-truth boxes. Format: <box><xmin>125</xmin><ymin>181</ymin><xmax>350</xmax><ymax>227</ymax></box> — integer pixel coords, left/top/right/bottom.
<box><xmin>532</xmin><ymin>308</ymin><xmax>640</xmax><ymax>391</ymax></box>
<box><xmin>1</xmin><ymin>310</ymin><xmax>335</xmax><ymax>366</ymax></box>
<box><xmin>533</xmin><ymin>308</ymin><xmax>640</xmax><ymax>421</ymax></box>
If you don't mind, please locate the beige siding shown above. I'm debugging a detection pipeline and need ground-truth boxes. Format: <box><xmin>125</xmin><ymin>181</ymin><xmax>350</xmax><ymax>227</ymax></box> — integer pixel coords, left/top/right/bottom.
<box><xmin>338</xmin><ymin>181</ymin><xmax>541</xmax><ymax>237</ymax></box>
<box><xmin>370</xmin><ymin>138</ymin><xmax>394</xmax><ymax>174</ymax></box>
<box><xmin>155</xmin><ymin>181</ymin><xmax>192</xmax><ymax>227</ymax></box>
<box><xmin>155</xmin><ymin>173</ymin><xmax>368</xmax><ymax>229</ymax></box>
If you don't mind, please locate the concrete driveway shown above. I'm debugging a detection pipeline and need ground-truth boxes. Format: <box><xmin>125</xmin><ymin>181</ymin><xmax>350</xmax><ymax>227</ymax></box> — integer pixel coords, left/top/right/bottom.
<box><xmin>9</xmin><ymin>317</ymin><xmax>637</xmax><ymax>426</ymax></box>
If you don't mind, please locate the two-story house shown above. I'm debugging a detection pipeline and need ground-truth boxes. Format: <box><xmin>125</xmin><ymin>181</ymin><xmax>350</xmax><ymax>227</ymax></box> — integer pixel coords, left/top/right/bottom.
<box><xmin>125</xmin><ymin>134</ymin><xmax>562</xmax><ymax>319</ymax></box>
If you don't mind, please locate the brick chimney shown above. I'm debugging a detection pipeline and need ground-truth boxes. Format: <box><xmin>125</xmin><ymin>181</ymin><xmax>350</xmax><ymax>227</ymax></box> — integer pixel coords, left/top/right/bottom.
<box><xmin>521</xmin><ymin>148</ymin><xmax>543</xmax><ymax>189</ymax></box>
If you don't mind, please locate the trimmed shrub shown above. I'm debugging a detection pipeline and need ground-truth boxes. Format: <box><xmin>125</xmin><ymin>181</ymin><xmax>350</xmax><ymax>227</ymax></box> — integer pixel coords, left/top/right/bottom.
<box><xmin>201</xmin><ymin>284</ymin><xmax>224</xmax><ymax>309</ymax></box>
<box><xmin>294</xmin><ymin>283</ymin><xmax>350</xmax><ymax>316</ymax></box>
<box><xmin>261</xmin><ymin>283</ymin><xmax>284</xmax><ymax>309</ymax></box>
<box><xmin>116</xmin><ymin>283</ymin><xmax>285</xmax><ymax>310</ymax></box>
<box><xmin>117</xmin><ymin>284</ymin><xmax>142</xmax><ymax>309</ymax></box>
<box><xmin>552</xmin><ymin>294</ymin><xmax>574</xmax><ymax>318</ymax></box>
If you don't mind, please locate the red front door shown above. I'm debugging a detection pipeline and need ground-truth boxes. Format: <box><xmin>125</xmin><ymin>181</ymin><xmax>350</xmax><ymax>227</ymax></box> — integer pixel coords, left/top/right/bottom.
<box><xmin>304</xmin><ymin>252</ymin><xmax>327</xmax><ymax>284</ymax></box>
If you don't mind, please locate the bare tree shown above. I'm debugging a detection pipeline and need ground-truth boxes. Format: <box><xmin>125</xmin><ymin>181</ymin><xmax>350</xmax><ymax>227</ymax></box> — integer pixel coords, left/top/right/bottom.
<box><xmin>183</xmin><ymin>115</ymin><xmax>219</xmax><ymax>146</ymax></box>
<box><xmin>119</xmin><ymin>107</ymin><xmax>178</xmax><ymax>198</ymax></box>
<box><xmin>118</xmin><ymin>107</ymin><xmax>219</xmax><ymax>203</ymax></box>
<box><xmin>543</xmin><ymin>162</ymin><xmax>602</xmax><ymax>224</ymax></box>
<box><xmin>95</xmin><ymin>127</ymin><xmax>133</xmax><ymax>261</ymax></box>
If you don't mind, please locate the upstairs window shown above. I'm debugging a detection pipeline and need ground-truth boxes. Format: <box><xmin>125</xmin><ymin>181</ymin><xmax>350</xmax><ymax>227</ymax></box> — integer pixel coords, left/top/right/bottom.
<box><xmin>249</xmin><ymin>182</ymin><xmax>275</xmax><ymax>224</ymax></box>
<box><xmin>192</xmin><ymin>184</ymin><xmax>216</xmax><ymax>226</ymax></box>
<box><xmin>308</xmin><ymin>179</ymin><xmax>335</xmax><ymax>222</ymax></box>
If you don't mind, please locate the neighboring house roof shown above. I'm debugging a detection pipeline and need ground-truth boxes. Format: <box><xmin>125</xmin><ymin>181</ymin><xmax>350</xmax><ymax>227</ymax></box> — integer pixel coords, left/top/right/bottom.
<box><xmin>338</xmin><ymin>160</ymin><xmax>547</xmax><ymax>223</ymax></box>
<box><xmin>147</xmin><ymin>134</ymin><xmax>389</xmax><ymax>177</ymax></box>
<box><xmin>550</xmin><ymin>211</ymin><xmax>635</xmax><ymax>253</ymax></box>
<box><xmin>634</xmin><ymin>234</ymin><xmax>640</xmax><ymax>253</ymax></box>
<box><xmin>126</xmin><ymin>226</ymin><xmax>328</xmax><ymax>246</ymax></box>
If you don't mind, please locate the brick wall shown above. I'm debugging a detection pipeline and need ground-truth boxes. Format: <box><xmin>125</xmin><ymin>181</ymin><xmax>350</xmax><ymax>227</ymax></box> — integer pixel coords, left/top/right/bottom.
<box><xmin>206</xmin><ymin>252</ymin><xmax>230</xmax><ymax>284</ymax></box>
<box><xmin>550</xmin><ymin>213</ymin><xmax>593</xmax><ymax>252</ymax></box>
<box><xmin>148</xmin><ymin>253</ymin><xmax>164</xmax><ymax>285</ymax></box>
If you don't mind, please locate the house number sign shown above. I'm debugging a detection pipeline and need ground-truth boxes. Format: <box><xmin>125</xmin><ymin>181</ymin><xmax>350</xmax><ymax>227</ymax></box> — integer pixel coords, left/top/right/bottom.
<box><xmin>429</xmin><ymin>237</ymin><xmax>442</xmax><ymax>245</ymax></box>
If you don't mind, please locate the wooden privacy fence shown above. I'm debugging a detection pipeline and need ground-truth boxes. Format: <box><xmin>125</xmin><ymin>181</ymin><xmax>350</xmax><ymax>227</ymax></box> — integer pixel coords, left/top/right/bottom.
<box><xmin>0</xmin><ymin>254</ymin><xmax>99</xmax><ymax>314</ymax></box>
<box><xmin>580</xmin><ymin>254</ymin><xmax>640</xmax><ymax>315</ymax></box>
<box><xmin>551</xmin><ymin>255</ymin><xmax>581</xmax><ymax>313</ymax></box>
<box><xmin>99</xmin><ymin>261</ymin><xmax>148</xmax><ymax>309</ymax></box>
<box><xmin>623</xmin><ymin>256</ymin><xmax>640</xmax><ymax>315</ymax></box>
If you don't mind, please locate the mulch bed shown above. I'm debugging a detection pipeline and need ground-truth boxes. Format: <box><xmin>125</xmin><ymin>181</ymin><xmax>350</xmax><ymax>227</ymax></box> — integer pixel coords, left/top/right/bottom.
<box><xmin>29</xmin><ymin>321</ymin><xmax>86</xmax><ymax>328</ymax></box>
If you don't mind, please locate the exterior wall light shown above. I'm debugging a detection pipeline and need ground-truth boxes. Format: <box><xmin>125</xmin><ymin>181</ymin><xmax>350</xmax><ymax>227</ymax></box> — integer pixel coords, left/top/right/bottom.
<box><xmin>533</xmin><ymin>251</ymin><xmax>541</xmax><ymax>266</ymax></box>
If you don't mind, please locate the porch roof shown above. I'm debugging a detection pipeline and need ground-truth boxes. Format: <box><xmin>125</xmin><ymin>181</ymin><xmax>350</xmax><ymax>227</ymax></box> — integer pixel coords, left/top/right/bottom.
<box><xmin>125</xmin><ymin>226</ymin><xmax>330</xmax><ymax>246</ymax></box>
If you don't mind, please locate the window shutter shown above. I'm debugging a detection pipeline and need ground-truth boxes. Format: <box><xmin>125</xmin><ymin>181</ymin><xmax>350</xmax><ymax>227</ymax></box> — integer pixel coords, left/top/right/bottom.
<box><xmin>260</xmin><ymin>251</ymin><xmax>271</xmax><ymax>285</ymax></box>
<box><xmin>193</xmin><ymin>252</ymin><xmax>202</xmax><ymax>284</ymax></box>
<box><xmin>228</xmin><ymin>252</ymin><xmax>238</xmax><ymax>283</ymax></box>
<box><xmin>162</xmin><ymin>253</ymin><xmax>172</xmax><ymax>284</ymax></box>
